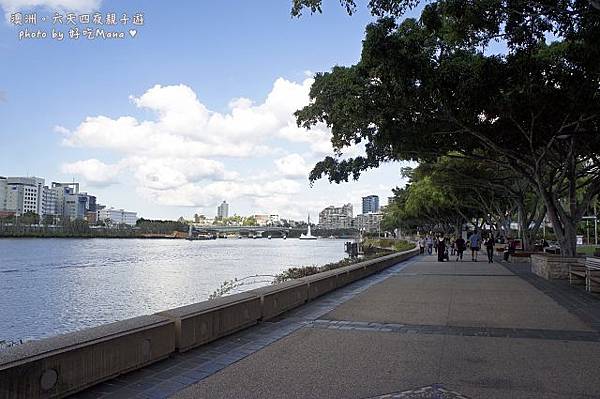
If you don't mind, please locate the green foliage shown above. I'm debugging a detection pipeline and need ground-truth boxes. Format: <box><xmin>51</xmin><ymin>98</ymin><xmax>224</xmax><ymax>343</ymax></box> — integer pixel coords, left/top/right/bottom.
<box><xmin>294</xmin><ymin>0</ymin><xmax>600</xmax><ymax>256</ymax></box>
<box><xmin>135</xmin><ymin>218</ymin><xmax>188</xmax><ymax>233</ymax></box>
<box><xmin>242</xmin><ymin>216</ymin><xmax>258</xmax><ymax>226</ymax></box>
<box><xmin>363</xmin><ymin>238</ymin><xmax>415</xmax><ymax>252</ymax></box>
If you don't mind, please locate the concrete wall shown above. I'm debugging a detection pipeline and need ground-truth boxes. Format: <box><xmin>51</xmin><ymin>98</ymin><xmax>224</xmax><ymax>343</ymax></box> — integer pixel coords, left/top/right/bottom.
<box><xmin>0</xmin><ymin>315</ymin><xmax>175</xmax><ymax>399</ymax></box>
<box><xmin>158</xmin><ymin>292</ymin><xmax>261</xmax><ymax>352</ymax></box>
<box><xmin>251</xmin><ymin>280</ymin><xmax>309</xmax><ymax>321</ymax></box>
<box><xmin>531</xmin><ymin>254</ymin><xmax>585</xmax><ymax>280</ymax></box>
<box><xmin>1</xmin><ymin>246</ymin><xmax>418</xmax><ymax>399</ymax></box>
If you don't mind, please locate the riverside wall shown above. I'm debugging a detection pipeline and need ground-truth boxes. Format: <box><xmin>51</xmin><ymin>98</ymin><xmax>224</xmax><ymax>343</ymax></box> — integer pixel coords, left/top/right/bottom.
<box><xmin>0</xmin><ymin>247</ymin><xmax>418</xmax><ymax>399</ymax></box>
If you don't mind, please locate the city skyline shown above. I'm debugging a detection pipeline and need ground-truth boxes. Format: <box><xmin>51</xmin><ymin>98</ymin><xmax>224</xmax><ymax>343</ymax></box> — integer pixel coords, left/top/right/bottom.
<box><xmin>0</xmin><ymin>0</ymin><xmax>414</xmax><ymax>221</ymax></box>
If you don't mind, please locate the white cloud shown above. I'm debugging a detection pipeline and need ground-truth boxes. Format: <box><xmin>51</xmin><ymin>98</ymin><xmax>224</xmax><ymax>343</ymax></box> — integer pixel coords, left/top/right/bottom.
<box><xmin>61</xmin><ymin>159</ymin><xmax>121</xmax><ymax>187</ymax></box>
<box><xmin>64</xmin><ymin>79</ymin><xmax>330</xmax><ymax>159</ymax></box>
<box><xmin>53</xmin><ymin>125</ymin><xmax>70</xmax><ymax>135</ymax></box>
<box><xmin>59</xmin><ymin>77</ymin><xmax>375</xmax><ymax>214</ymax></box>
<box><xmin>138</xmin><ymin>179</ymin><xmax>302</xmax><ymax>208</ymax></box>
<box><xmin>274</xmin><ymin>154</ymin><xmax>311</xmax><ymax>179</ymax></box>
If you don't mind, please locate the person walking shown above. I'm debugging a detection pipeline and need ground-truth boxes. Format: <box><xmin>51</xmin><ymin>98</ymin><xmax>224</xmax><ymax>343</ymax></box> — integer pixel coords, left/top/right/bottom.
<box><xmin>426</xmin><ymin>235</ymin><xmax>433</xmax><ymax>255</ymax></box>
<box><xmin>469</xmin><ymin>230</ymin><xmax>482</xmax><ymax>261</ymax></box>
<box><xmin>419</xmin><ymin>237</ymin><xmax>426</xmax><ymax>254</ymax></box>
<box><xmin>484</xmin><ymin>234</ymin><xmax>496</xmax><ymax>263</ymax></box>
<box><xmin>437</xmin><ymin>235</ymin><xmax>447</xmax><ymax>262</ymax></box>
<box><xmin>455</xmin><ymin>235</ymin><xmax>466</xmax><ymax>261</ymax></box>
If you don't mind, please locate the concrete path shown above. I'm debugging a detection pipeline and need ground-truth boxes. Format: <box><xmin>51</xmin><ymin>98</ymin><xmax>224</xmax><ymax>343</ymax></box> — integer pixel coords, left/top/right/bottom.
<box><xmin>73</xmin><ymin>255</ymin><xmax>600</xmax><ymax>399</ymax></box>
<box><xmin>173</xmin><ymin>256</ymin><xmax>600</xmax><ymax>399</ymax></box>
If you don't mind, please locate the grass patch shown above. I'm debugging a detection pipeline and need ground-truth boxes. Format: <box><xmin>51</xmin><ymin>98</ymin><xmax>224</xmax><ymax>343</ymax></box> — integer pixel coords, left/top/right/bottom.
<box><xmin>363</xmin><ymin>239</ymin><xmax>415</xmax><ymax>253</ymax></box>
<box><xmin>577</xmin><ymin>245</ymin><xmax>600</xmax><ymax>256</ymax></box>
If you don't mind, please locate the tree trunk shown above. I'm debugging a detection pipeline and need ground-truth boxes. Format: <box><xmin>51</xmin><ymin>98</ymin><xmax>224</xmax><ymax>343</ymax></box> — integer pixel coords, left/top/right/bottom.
<box><xmin>539</xmin><ymin>189</ymin><xmax>578</xmax><ymax>257</ymax></box>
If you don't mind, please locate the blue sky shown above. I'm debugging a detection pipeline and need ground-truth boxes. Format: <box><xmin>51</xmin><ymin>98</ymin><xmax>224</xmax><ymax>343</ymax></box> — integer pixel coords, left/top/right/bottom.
<box><xmin>0</xmin><ymin>0</ymin><xmax>413</xmax><ymax>220</ymax></box>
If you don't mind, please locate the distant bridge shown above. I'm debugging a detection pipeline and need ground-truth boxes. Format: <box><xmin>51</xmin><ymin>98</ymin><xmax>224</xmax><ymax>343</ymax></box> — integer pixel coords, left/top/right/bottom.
<box><xmin>191</xmin><ymin>225</ymin><xmax>292</xmax><ymax>235</ymax></box>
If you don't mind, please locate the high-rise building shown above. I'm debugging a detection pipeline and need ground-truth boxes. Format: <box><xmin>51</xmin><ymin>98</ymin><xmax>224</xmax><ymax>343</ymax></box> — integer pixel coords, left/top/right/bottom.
<box><xmin>318</xmin><ymin>204</ymin><xmax>353</xmax><ymax>229</ymax></box>
<box><xmin>362</xmin><ymin>195</ymin><xmax>380</xmax><ymax>214</ymax></box>
<box><xmin>0</xmin><ymin>176</ymin><xmax>45</xmax><ymax>217</ymax></box>
<box><xmin>42</xmin><ymin>182</ymin><xmax>98</xmax><ymax>221</ymax></box>
<box><xmin>217</xmin><ymin>201</ymin><xmax>229</xmax><ymax>219</ymax></box>
<box><xmin>0</xmin><ymin>177</ymin><xmax>100</xmax><ymax>222</ymax></box>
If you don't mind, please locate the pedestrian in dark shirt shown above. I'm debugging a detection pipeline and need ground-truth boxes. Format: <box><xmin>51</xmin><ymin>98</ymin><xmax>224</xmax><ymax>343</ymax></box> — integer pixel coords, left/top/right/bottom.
<box><xmin>437</xmin><ymin>235</ymin><xmax>446</xmax><ymax>262</ymax></box>
<box><xmin>485</xmin><ymin>235</ymin><xmax>496</xmax><ymax>263</ymax></box>
<box><xmin>455</xmin><ymin>236</ymin><xmax>466</xmax><ymax>261</ymax></box>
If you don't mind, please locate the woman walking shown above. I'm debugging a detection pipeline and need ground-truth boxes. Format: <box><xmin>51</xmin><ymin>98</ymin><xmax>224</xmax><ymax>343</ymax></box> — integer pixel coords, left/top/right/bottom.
<box><xmin>437</xmin><ymin>235</ymin><xmax>447</xmax><ymax>262</ymax></box>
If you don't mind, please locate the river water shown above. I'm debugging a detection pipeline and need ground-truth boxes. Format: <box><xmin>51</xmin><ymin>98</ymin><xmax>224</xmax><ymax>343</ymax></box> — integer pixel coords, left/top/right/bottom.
<box><xmin>0</xmin><ymin>238</ymin><xmax>348</xmax><ymax>342</ymax></box>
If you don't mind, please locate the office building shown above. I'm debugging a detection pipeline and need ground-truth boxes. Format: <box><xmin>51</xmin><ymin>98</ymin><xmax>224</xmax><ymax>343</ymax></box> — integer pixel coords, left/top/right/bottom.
<box><xmin>0</xmin><ymin>176</ymin><xmax>45</xmax><ymax>217</ymax></box>
<box><xmin>98</xmin><ymin>207</ymin><xmax>138</xmax><ymax>226</ymax></box>
<box><xmin>362</xmin><ymin>195</ymin><xmax>380</xmax><ymax>214</ymax></box>
<box><xmin>318</xmin><ymin>204</ymin><xmax>353</xmax><ymax>229</ymax></box>
<box><xmin>47</xmin><ymin>182</ymin><xmax>97</xmax><ymax>221</ymax></box>
<box><xmin>217</xmin><ymin>201</ymin><xmax>229</xmax><ymax>219</ymax></box>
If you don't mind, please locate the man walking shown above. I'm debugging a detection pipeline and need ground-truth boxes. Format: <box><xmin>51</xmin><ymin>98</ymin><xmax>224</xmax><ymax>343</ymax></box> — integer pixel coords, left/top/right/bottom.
<box><xmin>484</xmin><ymin>234</ymin><xmax>496</xmax><ymax>263</ymax></box>
<box><xmin>469</xmin><ymin>230</ymin><xmax>481</xmax><ymax>262</ymax></box>
<box><xmin>426</xmin><ymin>235</ymin><xmax>433</xmax><ymax>255</ymax></box>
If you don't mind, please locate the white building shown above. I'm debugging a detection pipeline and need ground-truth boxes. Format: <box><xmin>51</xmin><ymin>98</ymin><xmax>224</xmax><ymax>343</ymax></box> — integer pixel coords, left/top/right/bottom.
<box><xmin>355</xmin><ymin>213</ymin><xmax>383</xmax><ymax>233</ymax></box>
<box><xmin>0</xmin><ymin>176</ymin><xmax>46</xmax><ymax>217</ymax></box>
<box><xmin>98</xmin><ymin>207</ymin><xmax>138</xmax><ymax>226</ymax></box>
<box><xmin>253</xmin><ymin>214</ymin><xmax>280</xmax><ymax>226</ymax></box>
<box><xmin>319</xmin><ymin>204</ymin><xmax>353</xmax><ymax>229</ymax></box>
<box><xmin>217</xmin><ymin>201</ymin><xmax>229</xmax><ymax>219</ymax></box>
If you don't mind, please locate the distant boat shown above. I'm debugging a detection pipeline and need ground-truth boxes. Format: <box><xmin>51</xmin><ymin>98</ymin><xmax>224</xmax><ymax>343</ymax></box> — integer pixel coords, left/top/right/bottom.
<box><xmin>299</xmin><ymin>215</ymin><xmax>317</xmax><ymax>240</ymax></box>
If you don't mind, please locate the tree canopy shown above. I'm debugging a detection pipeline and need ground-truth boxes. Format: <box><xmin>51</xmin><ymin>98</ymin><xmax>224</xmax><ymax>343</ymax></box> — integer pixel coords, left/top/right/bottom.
<box><xmin>294</xmin><ymin>0</ymin><xmax>600</xmax><ymax>255</ymax></box>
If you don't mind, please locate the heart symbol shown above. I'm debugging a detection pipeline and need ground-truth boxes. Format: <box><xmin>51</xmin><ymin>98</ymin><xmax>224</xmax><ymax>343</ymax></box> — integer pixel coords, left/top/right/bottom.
<box><xmin>129</xmin><ymin>29</ymin><xmax>137</xmax><ymax>38</ymax></box>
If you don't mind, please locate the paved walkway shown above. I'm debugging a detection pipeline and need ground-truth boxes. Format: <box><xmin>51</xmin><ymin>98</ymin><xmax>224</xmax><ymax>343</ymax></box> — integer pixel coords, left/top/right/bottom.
<box><xmin>75</xmin><ymin>255</ymin><xmax>600</xmax><ymax>399</ymax></box>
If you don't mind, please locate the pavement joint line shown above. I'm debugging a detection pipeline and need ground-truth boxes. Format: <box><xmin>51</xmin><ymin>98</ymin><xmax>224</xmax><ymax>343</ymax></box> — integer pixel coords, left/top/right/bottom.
<box><xmin>307</xmin><ymin>319</ymin><xmax>600</xmax><ymax>342</ymax></box>
<box><xmin>72</xmin><ymin>256</ymin><xmax>420</xmax><ymax>399</ymax></box>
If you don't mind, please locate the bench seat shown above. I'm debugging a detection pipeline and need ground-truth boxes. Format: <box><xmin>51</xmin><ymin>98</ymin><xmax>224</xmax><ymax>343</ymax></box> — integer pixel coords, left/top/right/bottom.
<box><xmin>585</xmin><ymin>257</ymin><xmax>600</xmax><ymax>293</ymax></box>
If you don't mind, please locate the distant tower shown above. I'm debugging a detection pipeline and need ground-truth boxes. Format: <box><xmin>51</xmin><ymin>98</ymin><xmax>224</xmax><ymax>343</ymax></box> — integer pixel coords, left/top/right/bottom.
<box><xmin>217</xmin><ymin>201</ymin><xmax>229</xmax><ymax>219</ymax></box>
<box><xmin>362</xmin><ymin>195</ymin><xmax>380</xmax><ymax>214</ymax></box>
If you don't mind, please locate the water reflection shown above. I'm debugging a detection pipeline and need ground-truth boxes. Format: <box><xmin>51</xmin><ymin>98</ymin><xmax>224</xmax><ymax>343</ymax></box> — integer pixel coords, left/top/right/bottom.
<box><xmin>0</xmin><ymin>238</ymin><xmax>346</xmax><ymax>342</ymax></box>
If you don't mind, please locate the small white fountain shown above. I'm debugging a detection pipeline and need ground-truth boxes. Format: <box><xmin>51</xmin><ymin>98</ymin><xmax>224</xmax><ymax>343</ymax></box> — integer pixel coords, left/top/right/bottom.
<box><xmin>299</xmin><ymin>214</ymin><xmax>317</xmax><ymax>240</ymax></box>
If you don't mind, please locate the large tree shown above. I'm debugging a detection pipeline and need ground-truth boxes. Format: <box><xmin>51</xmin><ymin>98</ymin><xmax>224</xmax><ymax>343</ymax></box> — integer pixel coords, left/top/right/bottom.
<box><xmin>294</xmin><ymin>0</ymin><xmax>600</xmax><ymax>256</ymax></box>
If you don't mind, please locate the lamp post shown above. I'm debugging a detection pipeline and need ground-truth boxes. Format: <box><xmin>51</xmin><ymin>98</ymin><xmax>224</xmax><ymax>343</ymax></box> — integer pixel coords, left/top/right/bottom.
<box><xmin>595</xmin><ymin>203</ymin><xmax>598</xmax><ymax>246</ymax></box>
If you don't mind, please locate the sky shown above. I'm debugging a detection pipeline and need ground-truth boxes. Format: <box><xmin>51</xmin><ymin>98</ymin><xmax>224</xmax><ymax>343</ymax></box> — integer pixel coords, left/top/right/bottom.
<box><xmin>0</xmin><ymin>0</ymin><xmax>416</xmax><ymax>221</ymax></box>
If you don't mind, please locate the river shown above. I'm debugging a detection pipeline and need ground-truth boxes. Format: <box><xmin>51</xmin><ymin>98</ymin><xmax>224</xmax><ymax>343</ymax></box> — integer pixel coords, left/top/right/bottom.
<box><xmin>0</xmin><ymin>238</ymin><xmax>348</xmax><ymax>342</ymax></box>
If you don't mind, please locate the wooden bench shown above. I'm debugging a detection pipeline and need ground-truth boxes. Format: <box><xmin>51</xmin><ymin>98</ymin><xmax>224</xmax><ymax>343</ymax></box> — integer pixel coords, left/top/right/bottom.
<box><xmin>586</xmin><ymin>257</ymin><xmax>600</xmax><ymax>293</ymax></box>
